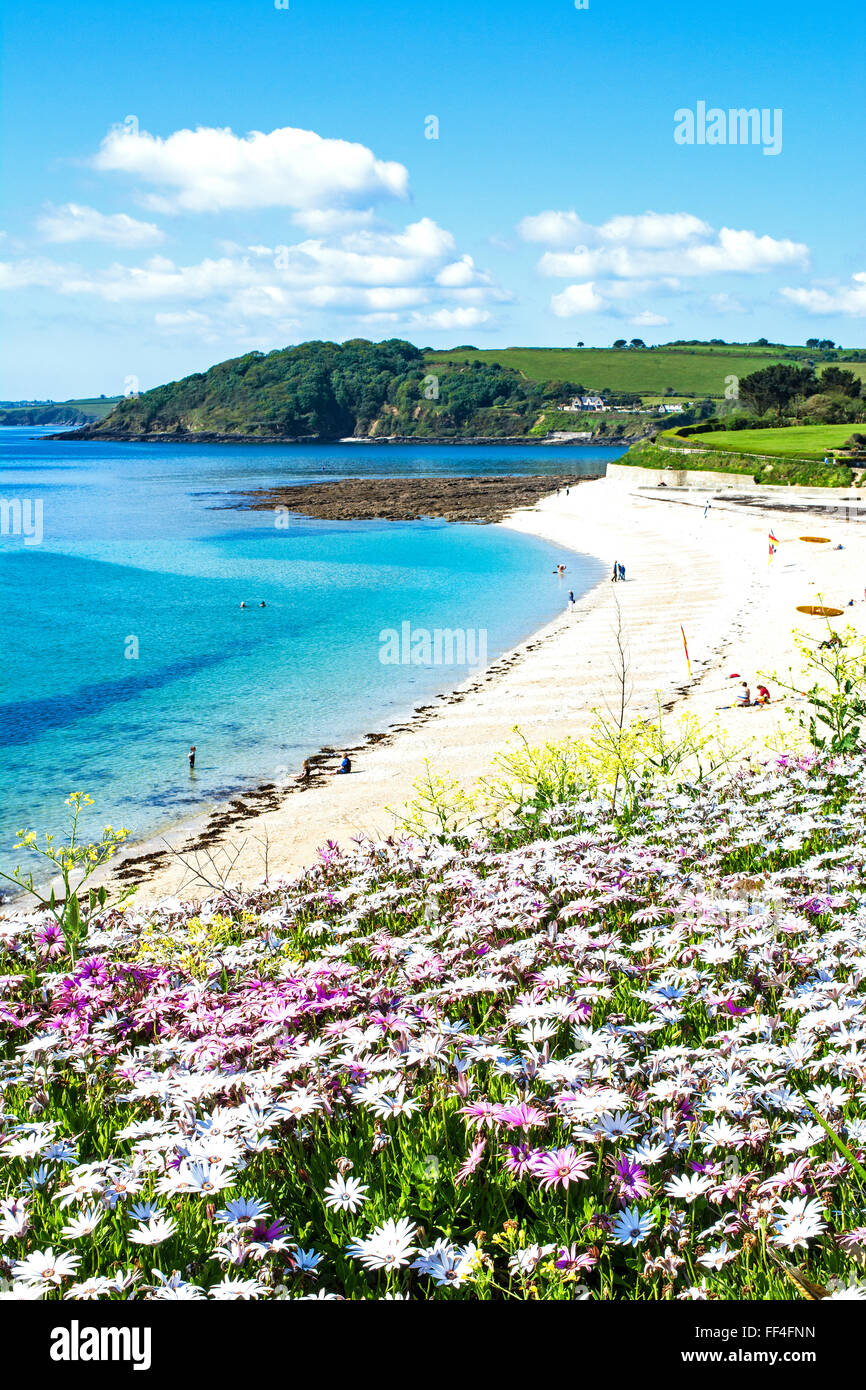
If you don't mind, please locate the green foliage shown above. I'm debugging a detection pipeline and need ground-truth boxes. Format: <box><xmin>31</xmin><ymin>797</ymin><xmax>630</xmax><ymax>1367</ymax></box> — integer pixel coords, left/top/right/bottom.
<box><xmin>738</xmin><ymin>363</ymin><xmax>818</xmax><ymax>416</ymax></box>
<box><xmin>819</xmin><ymin>367</ymin><xmax>862</xmax><ymax>398</ymax></box>
<box><xmin>775</xmin><ymin>624</ymin><xmax>866</xmax><ymax>756</ymax></box>
<box><xmin>395</xmin><ymin>708</ymin><xmax>739</xmax><ymax>840</ymax></box>
<box><xmin>135</xmin><ymin>911</ymin><xmax>252</xmax><ymax>980</ymax></box>
<box><xmin>391</xmin><ymin>762</ymin><xmax>480</xmax><ymax>840</ymax></box>
<box><xmin>0</xmin><ymin>793</ymin><xmax>135</xmax><ymax>965</ymax></box>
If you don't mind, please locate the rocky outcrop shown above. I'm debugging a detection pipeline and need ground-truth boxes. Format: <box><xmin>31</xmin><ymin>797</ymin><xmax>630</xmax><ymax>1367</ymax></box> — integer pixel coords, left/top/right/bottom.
<box><xmin>228</xmin><ymin>474</ymin><xmax>597</xmax><ymax>524</ymax></box>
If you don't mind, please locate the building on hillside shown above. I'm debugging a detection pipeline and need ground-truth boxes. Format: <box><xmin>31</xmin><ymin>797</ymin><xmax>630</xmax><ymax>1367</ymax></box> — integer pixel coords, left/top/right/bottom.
<box><xmin>559</xmin><ymin>394</ymin><xmax>607</xmax><ymax>412</ymax></box>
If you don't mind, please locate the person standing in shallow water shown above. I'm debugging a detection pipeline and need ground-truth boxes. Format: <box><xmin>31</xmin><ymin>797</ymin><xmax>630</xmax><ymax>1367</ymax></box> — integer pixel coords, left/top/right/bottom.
<box><xmin>188</xmin><ymin>745</ymin><xmax>196</xmax><ymax>771</ymax></box>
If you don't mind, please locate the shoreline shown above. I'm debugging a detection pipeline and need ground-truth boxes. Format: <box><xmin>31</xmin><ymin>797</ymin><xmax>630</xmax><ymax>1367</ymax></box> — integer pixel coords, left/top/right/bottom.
<box><xmin>46</xmin><ymin>428</ymin><xmax>643</xmax><ymax>446</ymax></box>
<box><xmin>99</xmin><ymin>472</ymin><xmax>866</xmax><ymax>906</ymax></box>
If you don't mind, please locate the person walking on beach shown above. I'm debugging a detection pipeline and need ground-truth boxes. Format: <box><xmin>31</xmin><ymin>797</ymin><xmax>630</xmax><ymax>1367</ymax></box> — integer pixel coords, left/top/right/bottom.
<box><xmin>618</xmin><ymin>563</ymin><xmax>626</xmax><ymax>582</ymax></box>
<box><xmin>612</xmin><ymin>561</ymin><xmax>619</xmax><ymax>583</ymax></box>
<box><xmin>704</xmin><ymin>500</ymin><xmax>712</xmax><ymax>519</ymax></box>
<box><xmin>188</xmin><ymin>745</ymin><xmax>196</xmax><ymax>770</ymax></box>
<box><xmin>567</xmin><ymin>590</ymin><xmax>575</xmax><ymax>610</ymax></box>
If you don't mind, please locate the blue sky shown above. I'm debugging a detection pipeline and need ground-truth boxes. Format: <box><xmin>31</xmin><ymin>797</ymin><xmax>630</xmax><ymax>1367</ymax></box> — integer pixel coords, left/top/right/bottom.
<box><xmin>1</xmin><ymin>0</ymin><xmax>864</xmax><ymax>397</ymax></box>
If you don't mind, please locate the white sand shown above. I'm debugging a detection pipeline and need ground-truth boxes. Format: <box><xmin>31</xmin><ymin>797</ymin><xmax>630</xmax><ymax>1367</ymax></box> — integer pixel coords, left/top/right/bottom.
<box><xmin>125</xmin><ymin>475</ymin><xmax>866</xmax><ymax>903</ymax></box>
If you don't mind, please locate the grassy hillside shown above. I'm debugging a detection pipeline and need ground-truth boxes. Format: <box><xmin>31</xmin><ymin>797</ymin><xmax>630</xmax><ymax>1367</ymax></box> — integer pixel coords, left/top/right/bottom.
<box><xmin>426</xmin><ymin>346</ymin><xmax>866</xmax><ymax>399</ymax></box>
<box><xmin>664</xmin><ymin>423</ymin><xmax>859</xmax><ymax>460</ymax></box>
<box><xmin>0</xmin><ymin>396</ymin><xmax>121</xmax><ymax>426</ymax></box>
<box><xmin>67</xmin><ymin>396</ymin><xmax>123</xmax><ymax>420</ymax></box>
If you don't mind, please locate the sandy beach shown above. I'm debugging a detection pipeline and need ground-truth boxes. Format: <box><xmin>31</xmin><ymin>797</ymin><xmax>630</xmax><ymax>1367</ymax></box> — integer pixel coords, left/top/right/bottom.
<box><xmin>117</xmin><ymin>472</ymin><xmax>866</xmax><ymax>903</ymax></box>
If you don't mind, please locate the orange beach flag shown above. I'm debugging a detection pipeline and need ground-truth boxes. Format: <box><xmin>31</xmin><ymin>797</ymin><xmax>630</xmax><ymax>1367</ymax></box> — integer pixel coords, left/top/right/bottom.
<box><xmin>769</xmin><ymin>530</ymin><xmax>779</xmax><ymax>562</ymax></box>
<box><xmin>681</xmin><ymin>625</ymin><xmax>691</xmax><ymax>677</ymax></box>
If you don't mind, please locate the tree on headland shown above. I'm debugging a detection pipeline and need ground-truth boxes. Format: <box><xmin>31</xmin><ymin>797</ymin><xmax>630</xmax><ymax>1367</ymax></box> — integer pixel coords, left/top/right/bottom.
<box><xmin>739</xmin><ymin>363</ymin><xmax>818</xmax><ymax>417</ymax></box>
<box><xmin>612</xmin><ymin>339</ymin><xmax>627</xmax><ymax>349</ymax></box>
<box><xmin>819</xmin><ymin>367</ymin><xmax>861</xmax><ymax>398</ymax></box>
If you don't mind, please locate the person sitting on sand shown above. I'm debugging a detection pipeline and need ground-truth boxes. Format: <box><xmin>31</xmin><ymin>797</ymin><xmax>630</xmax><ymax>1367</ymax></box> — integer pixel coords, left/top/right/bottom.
<box><xmin>755</xmin><ymin>684</ymin><xmax>770</xmax><ymax>705</ymax></box>
<box><xmin>296</xmin><ymin>759</ymin><xmax>312</xmax><ymax>785</ymax></box>
<box><xmin>337</xmin><ymin>754</ymin><xmax>351</xmax><ymax>774</ymax></box>
<box><xmin>736</xmin><ymin>682</ymin><xmax>751</xmax><ymax>707</ymax></box>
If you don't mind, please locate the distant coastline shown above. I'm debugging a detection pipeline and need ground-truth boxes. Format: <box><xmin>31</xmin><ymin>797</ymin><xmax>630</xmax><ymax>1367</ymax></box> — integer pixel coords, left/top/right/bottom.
<box><xmin>48</xmin><ymin>427</ymin><xmax>641</xmax><ymax>446</ymax></box>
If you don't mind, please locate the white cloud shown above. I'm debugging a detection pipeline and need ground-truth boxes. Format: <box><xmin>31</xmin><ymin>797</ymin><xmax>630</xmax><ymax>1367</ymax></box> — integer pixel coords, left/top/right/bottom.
<box><xmin>550</xmin><ymin>282</ymin><xmax>606</xmax><ymax>317</ymax></box>
<box><xmin>435</xmin><ymin>255</ymin><xmax>489</xmax><ymax>288</ymax></box>
<box><xmin>521</xmin><ymin>208</ymin><xmax>808</xmax><ymax>294</ymax></box>
<box><xmin>538</xmin><ymin>228</ymin><xmax>807</xmax><ymax>280</ymax></box>
<box><xmin>708</xmin><ymin>292</ymin><xmax>746</xmax><ymax>313</ymax></box>
<box><xmin>0</xmin><ymin>214</ymin><xmax>507</xmax><ymax>339</ymax></box>
<box><xmin>154</xmin><ymin>309</ymin><xmax>212</xmax><ymax>327</ymax></box>
<box><xmin>519</xmin><ymin>209</ymin><xmax>711</xmax><ymax>251</ymax></box>
<box><xmin>410</xmin><ymin>306</ymin><xmax>491</xmax><ymax>329</ymax></box>
<box><xmin>630</xmin><ymin>310</ymin><xmax>669</xmax><ymax>326</ymax></box>
<box><xmin>518</xmin><ymin>210</ymin><xmax>594</xmax><ymax>247</ymax></box>
<box><xmin>596</xmin><ymin>211</ymin><xmax>711</xmax><ymax>248</ymax></box>
<box><xmin>781</xmin><ymin>272</ymin><xmax>866</xmax><ymax>317</ymax></box>
<box><xmin>37</xmin><ymin>203</ymin><xmax>165</xmax><ymax>246</ymax></box>
<box><xmin>93</xmin><ymin>124</ymin><xmax>410</xmax><ymax>214</ymax></box>
<box><xmin>290</xmin><ymin>208</ymin><xmax>377</xmax><ymax>235</ymax></box>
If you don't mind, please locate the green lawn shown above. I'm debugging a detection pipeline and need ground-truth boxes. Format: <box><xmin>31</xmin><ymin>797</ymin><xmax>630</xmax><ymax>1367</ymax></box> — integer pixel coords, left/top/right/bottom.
<box><xmin>424</xmin><ymin>345</ymin><xmax>824</xmax><ymax>397</ymax></box>
<box><xmin>669</xmin><ymin>424</ymin><xmax>859</xmax><ymax>460</ymax></box>
<box><xmin>64</xmin><ymin>396</ymin><xmax>122</xmax><ymax>418</ymax></box>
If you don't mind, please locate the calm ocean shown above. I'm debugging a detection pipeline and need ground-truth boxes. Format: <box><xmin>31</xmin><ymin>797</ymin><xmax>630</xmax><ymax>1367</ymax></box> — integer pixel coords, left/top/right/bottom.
<box><xmin>0</xmin><ymin>429</ymin><xmax>621</xmax><ymax>852</ymax></box>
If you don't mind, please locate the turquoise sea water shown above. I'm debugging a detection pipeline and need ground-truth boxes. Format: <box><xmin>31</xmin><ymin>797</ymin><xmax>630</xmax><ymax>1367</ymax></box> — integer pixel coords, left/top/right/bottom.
<box><xmin>0</xmin><ymin>430</ymin><xmax>621</xmax><ymax>852</ymax></box>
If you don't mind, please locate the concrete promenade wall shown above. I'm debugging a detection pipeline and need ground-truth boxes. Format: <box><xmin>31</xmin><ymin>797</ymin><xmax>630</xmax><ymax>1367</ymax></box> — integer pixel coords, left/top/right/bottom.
<box><xmin>605</xmin><ymin>462</ymin><xmax>861</xmax><ymax>499</ymax></box>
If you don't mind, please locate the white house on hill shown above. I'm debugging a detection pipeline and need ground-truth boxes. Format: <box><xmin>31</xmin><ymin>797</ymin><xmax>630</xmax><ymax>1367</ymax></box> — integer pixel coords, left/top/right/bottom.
<box><xmin>560</xmin><ymin>394</ymin><xmax>607</xmax><ymax>412</ymax></box>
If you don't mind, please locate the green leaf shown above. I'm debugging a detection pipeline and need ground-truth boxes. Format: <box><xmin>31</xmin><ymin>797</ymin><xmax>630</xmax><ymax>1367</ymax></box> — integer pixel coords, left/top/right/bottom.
<box><xmin>66</xmin><ymin>892</ymin><xmax>81</xmax><ymax>937</ymax></box>
<box><xmin>792</xmin><ymin>1084</ymin><xmax>866</xmax><ymax>1185</ymax></box>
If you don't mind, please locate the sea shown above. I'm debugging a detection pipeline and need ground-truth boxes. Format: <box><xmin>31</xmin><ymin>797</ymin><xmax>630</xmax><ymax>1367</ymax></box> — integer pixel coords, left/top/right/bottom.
<box><xmin>0</xmin><ymin>428</ymin><xmax>623</xmax><ymax>856</ymax></box>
